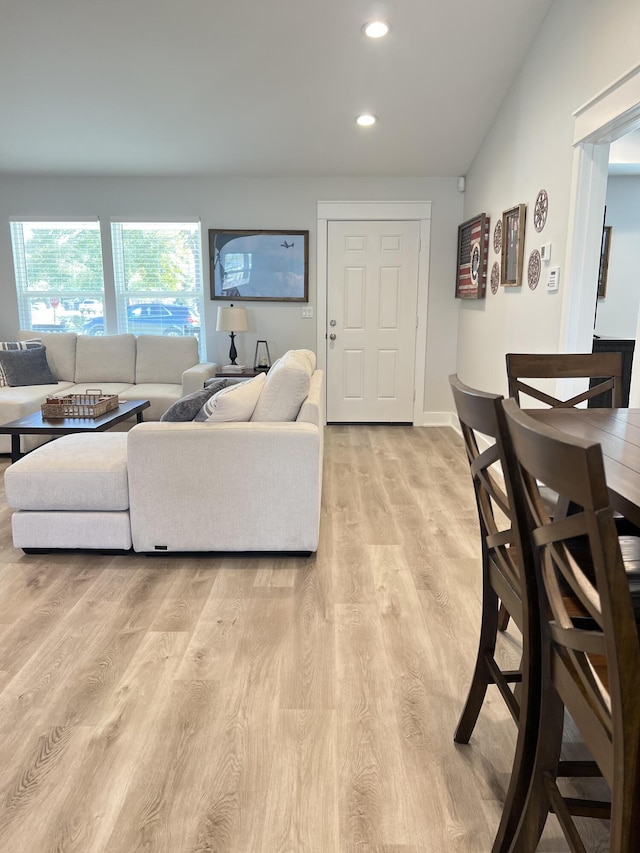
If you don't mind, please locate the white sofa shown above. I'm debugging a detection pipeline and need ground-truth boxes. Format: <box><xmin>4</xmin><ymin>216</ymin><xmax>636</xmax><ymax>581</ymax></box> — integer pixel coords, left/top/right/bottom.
<box><xmin>4</xmin><ymin>352</ymin><xmax>324</xmax><ymax>555</ymax></box>
<box><xmin>0</xmin><ymin>331</ymin><xmax>217</xmax><ymax>454</ymax></box>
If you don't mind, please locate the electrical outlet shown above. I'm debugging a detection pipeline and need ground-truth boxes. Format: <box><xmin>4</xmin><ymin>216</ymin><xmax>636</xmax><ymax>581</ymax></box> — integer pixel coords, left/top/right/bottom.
<box><xmin>301</xmin><ymin>306</ymin><xmax>314</xmax><ymax>318</ymax></box>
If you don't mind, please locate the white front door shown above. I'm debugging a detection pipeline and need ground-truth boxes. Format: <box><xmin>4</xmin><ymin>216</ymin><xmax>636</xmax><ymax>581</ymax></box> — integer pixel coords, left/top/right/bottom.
<box><xmin>326</xmin><ymin>219</ymin><xmax>420</xmax><ymax>422</ymax></box>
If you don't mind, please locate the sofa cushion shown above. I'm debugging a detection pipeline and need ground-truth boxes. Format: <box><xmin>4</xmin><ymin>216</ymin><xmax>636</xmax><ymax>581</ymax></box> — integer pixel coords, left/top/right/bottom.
<box><xmin>5</xmin><ymin>433</ymin><xmax>129</xmax><ymax>511</ymax></box>
<box><xmin>0</xmin><ymin>345</ymin><xmax>57</xmax><ymax>387</ymax></box>
<box><xmin>18</xmin><ymin>331</ymin><xmax>77</xmax><ymax>382</ymax></box>
<box><xmin>250</xmin><ymin>349</ymin><xmax>315</xmax><ymax>422</ymax></box>
<box><xmin>135</xmin><ymin>334</ymin><xmax>199</xmax><ymax>385</ymax></box>
<box><xmin>75</xmin><ymin>334</ymin><xmax>136</xmax><ymax>384</ymax></box>
<box><xmin>0</xmin><ymin>339</ymin><xmax>42</xmax><ymax>386</ymax></box>
<box><xmin>199</xmin><ymin>373</ymin><xmax>265</xmax><ymax>422</ymax></box>
<box><xmin>160</xmin><ymin>379</ymin><xmax>228</xmax><ymax>422</ymax></box>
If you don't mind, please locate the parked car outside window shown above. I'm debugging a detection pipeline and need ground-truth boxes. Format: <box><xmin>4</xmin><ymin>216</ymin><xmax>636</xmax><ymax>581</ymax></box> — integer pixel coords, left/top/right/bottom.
<box><xmin>83</xmin><ymin>302</ymin><xmax>200</xmax><ymax>337</ymax></box>
<box><xmin>78</xmin><ymin>298</ymin><xmax>103</xmax><ymax>314</ymax></box>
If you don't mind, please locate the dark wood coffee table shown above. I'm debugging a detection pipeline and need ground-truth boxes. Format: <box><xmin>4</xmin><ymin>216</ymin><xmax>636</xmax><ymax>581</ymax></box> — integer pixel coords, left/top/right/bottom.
<box><xmin>0</xmin><ymin>399</ymin><xmax>150</xmax><ymax>463</ymax></box>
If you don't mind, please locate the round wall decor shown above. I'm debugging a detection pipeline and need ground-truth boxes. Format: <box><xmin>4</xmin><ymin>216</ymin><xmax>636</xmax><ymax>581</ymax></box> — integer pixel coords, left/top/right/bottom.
<box><xmin>490</xmin><ymin>261</ymin><xmax>500</xmax><ymax>294</ymax></box>
<box><xmin>528</xmin><ymin>249</ymin><xmax>541</xmax><ymax>290</ymax></box>
<box><xmin>493</xmin><ymin>220</ymin><xmax>502</xmax><ymax>253</ymax></box>
<box><xmin>534</xmin><ymin>189</ymin><xmax>548</xmax><ymax>232</ymax></box>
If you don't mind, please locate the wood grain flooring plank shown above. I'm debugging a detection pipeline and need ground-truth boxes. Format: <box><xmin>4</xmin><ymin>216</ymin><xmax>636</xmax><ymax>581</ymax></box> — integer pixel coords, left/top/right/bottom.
<box><xmin>149</xmin><ymin>563</ymin><xmax>219</xmax><ymax>632</ymax></box>
<box><xmin>41</xmin><ymin>631</ymin><xmax>191</xmax><ymax>853</ymax></box>
<box><xmin>100</xmin><ymin>677</ymin><xmax>220</xmax><ymax>853</ymax></box>
<box><xmin>278</xmin><ymin>562</ymin><xmax>336</xmax><ymax>710</ymax></box>
<box><xmin>0</xmin><ymin>722</ymin><xmax>94</xmax><ymax>852</ymax></box>
<box><xmin>336</xmin><ymin>601</ymin><xmax>416</xmax><ymax>850</ymax></box>
<box><xmin>257</xmin><ymin>710</ymin><xmax>338</xmax><ymax>853</ymax></box>
<box><xmin>180</xmin><ymin>595</ymin><xmax>293</xmax><ymax>851</ymax></box>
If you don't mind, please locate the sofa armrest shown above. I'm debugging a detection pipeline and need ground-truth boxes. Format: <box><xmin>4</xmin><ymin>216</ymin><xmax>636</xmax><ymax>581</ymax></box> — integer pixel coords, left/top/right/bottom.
<box><xmin>181</xmin><ymin>362</ymin><xmax>218</xmax><ymax>395</ymax></box>
<box><xmin>127</xmin><ymin>421</ymin><xmax>321</xmax><ymax>553</ymax></box>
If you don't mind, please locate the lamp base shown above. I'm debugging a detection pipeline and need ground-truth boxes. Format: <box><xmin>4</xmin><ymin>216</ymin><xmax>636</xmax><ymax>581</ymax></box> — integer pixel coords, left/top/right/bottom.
<box><xmin>228</xmin><ymin>332</ymin><xmax>238</xmax><ymax>365</ymax></box>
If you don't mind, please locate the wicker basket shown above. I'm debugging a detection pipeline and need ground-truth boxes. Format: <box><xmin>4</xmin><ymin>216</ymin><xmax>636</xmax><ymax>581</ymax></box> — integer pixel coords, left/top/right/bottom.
<box><xmin>41</xmin><ymin>389</ymin><xmax>119</xmax><ymax>419</ymax></box>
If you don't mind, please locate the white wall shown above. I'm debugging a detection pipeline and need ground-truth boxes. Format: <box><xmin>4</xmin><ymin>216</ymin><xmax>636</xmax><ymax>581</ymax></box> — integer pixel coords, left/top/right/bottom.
<box><xmin>457</xmin><ymin>0</ymin><xmax>640</xmax><ymax>398</ymax></box>
<box><xmin>0</xmin><ymin>175</ymin><xmax>463</xmax><ymax>417</ymax></box>
<box><xmin>595</xmin><ymin>175</ymin><xmax>640</xmax><ymax>339</ymax></box>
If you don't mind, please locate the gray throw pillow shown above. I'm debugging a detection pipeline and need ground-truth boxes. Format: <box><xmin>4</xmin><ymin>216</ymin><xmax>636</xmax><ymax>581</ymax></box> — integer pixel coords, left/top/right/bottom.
<box><xmin>0</xmin><ymin>345</ymin><xmax>57</xmax><ymax>386</ymax></box>
<box><xmin>160</xmin><ymin>379</ymin><xmax>228</xmax><ymax>422</ymax></box>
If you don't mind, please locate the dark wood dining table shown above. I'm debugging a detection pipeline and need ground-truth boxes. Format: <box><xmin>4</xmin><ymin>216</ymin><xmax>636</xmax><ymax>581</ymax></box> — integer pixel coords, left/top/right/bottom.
<box><xmin>528</xmin><ymin>408</ymin><xmax>640</xmax><ymax>527</ymax></box>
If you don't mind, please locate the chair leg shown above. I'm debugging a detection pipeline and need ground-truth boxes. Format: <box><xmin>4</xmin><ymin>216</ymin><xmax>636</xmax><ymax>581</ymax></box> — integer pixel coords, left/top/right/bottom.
<box><xmin>508</xmin><ymin>679</ymin><xmax>564</xmax><ymax>853</ymax></box>
<box><xmin>610</xmin><ymin>732</ymin><xmax>640</xmax><ymax>852</ymax></box>
<box><xmin>490</xmin><ymin>596</ymin><xmax>541</xmax><ymax>852</ymax></box>
<box><xmin>454</xmin><ymin>567</ymin><xmax>500</xmax><ymax>744</ymax></box>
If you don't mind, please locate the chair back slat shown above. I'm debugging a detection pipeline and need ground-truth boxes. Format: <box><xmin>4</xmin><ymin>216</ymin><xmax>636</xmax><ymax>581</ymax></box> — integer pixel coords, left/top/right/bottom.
<box><xmin>506</xmin><ymin>352</ymin><xmax>623</xmax><ymax>408</ymax></box>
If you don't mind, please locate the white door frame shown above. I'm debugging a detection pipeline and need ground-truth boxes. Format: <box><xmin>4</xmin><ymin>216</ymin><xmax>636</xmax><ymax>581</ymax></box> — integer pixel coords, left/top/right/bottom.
<box><xmin>561</xmin><ymin>63</ymin><xmax>640</xmax><ymax>398</ymax></box>
<box><xmin>316</xmin><ymin>200</ymin><xmax>432</xmax><ymax>425</ymax></box>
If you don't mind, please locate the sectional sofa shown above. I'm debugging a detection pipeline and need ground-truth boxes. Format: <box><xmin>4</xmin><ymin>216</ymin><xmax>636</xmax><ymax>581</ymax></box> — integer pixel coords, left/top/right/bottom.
<box><xmin>0</xmin><ymin>331</ymin><xmax>217</xmax><ymax>454</ymax></box>
<box><xmin>4</xmin><ymin>350</ymin><xmax>324</xmax><ymax>554</ymax></box>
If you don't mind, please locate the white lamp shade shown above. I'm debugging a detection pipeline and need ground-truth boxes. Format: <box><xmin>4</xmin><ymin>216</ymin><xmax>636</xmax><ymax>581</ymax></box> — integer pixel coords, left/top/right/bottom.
<box><xmin>216</xmin><ymin>305</ymin><xmax>248</xmax><ymax>332</ymax></box>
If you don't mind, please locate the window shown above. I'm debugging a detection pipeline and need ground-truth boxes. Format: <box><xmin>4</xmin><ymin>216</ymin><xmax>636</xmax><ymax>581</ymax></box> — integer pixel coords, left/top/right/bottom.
<box><xmin>110</xmin><ymin>222</ymin><xmax>204</xmax><ymax>352</ymax></box>
<box><xmin>10</xmin><ymin>221</ymin><xmax>105</xmax><ymax>334</ymax></box>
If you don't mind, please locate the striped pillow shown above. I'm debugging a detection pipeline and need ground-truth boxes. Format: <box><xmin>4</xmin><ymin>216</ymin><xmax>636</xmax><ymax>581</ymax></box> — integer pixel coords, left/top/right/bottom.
<box><xmin>0</xmin><ymin>339</ymin><xmax>42</xmax><ymax>387</ymax></box>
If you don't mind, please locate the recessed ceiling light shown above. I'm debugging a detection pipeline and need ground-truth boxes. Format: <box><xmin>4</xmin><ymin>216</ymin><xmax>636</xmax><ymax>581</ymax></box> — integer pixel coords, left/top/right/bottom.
<box><xmin>362</xmin><ymin>20</ymin><xmax>391</xmax><ymax>39</ymax></box>
<box><xmin>355</xmin><ymin>114</ymin><xmax>378</xmax><ymax>127</ymax></box>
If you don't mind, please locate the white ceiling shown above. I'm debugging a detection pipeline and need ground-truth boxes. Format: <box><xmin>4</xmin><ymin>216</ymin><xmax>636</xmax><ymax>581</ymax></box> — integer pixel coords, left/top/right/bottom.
<box><xmin>0</xmin><ymin>0</ymin><xmax>553</xmax><ymax>178</ymax></box>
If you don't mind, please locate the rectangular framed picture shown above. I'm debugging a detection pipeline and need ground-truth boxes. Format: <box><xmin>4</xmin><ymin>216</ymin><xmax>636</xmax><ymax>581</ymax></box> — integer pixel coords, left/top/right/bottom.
<box><xmin>209</xmin><ymin>229</ymin><xmax>309</xmax><ymax>301</ymax></box>
<box><xmin>501</xmin><ymin>204</ymin><xmax>527</xmax><ymax>287</ymax></box>
<box><xmin>598</xmin><ymin>224</ymin><xmax>612</xmax><ymax>299</ymax></box>
<box><xmin>455</xmin><ymin>213</ymin><xmax>490</xmax><ymax>299</ymax></box>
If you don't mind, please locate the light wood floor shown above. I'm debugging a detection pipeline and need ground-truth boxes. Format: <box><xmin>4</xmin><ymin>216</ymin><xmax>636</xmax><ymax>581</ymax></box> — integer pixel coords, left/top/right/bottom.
<box><xmin>0</xmin><ymin>426</ymin><xmax>609</xmax><ymax>852</ymax></box>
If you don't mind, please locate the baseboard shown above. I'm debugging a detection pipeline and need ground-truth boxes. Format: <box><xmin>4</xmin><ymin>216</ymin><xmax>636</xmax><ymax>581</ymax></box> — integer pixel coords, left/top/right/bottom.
<box><xmin>413</xmin><ymin>411</ymin><xmax>458</xmax><ymax>428</ymax></box>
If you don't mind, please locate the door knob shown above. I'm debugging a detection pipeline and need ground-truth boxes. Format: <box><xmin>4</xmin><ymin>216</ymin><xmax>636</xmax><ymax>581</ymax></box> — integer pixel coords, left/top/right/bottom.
<box><xmin>329</xmin><ymin>333</ymin><xmax>336</xmax><ymax>340</ymax></box>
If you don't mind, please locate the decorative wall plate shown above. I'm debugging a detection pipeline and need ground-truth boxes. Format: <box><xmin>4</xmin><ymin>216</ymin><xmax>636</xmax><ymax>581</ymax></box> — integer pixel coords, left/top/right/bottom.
<box><xmin>528</xmin><ymin>249</ymin><xmax>541</xmax><ymax>290</ymax></box>
<box><xmin>490</xmin><ymin>261</ymin><xmax>500</xmax><ymax>294</ymax></box>
<box><xmin>493</xmin><ymin>220</ymin><xmax>502</xmax><ymax>253</ymax></box>
<box><xmin>534</xmin><ymin>189</ymin><xmax>548</xmax><ymax>232</ymax></box>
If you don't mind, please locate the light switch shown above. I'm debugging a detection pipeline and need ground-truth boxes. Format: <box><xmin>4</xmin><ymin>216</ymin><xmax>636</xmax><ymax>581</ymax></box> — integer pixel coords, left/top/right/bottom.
<box><xmin>301</xmin><ymin>306</ymin><xmax>314</xmax><ymax>318</ymax></box>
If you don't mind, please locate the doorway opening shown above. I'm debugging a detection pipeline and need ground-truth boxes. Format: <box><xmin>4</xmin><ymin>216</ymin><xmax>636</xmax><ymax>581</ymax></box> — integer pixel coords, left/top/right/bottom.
<box><xmin>562</xmin><ymin>63</ymin><xmax>640</xmax><ymax>403</ymax></box>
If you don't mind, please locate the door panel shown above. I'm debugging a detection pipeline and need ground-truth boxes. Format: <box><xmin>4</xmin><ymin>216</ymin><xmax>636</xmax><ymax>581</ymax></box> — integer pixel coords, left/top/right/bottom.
<box><xmin>327</xmin><ymin>220</ymin><xmax>420</xmax><ymax>422</ymax></box>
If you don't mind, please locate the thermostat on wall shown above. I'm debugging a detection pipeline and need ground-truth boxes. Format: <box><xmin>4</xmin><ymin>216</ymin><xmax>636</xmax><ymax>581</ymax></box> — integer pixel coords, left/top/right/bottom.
<box><xmin>547</xmin><ymin>266</ymin><xmax>560</xmax><ymax>292</ymax></box>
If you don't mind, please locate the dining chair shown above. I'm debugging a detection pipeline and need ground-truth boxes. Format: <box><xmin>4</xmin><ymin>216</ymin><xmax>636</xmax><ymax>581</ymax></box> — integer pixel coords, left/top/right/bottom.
<box><xmin>502</xmin><ymin>398</ymin><xmax>640</xmax><ymax>852</ymax></box>
<box><xmin>506</xmin><ymin>351</ymin><xmax>623</xmax><ymax>409</ymax></box>
<box><xmin>449</xmin><ymin>375</ymin><xmax>542</xmax><ymax>852</ymax></box>
<box><xmin>505</xmin><ymin>350</ymin><xmax>638</xmax><ymax>540</ymax></box>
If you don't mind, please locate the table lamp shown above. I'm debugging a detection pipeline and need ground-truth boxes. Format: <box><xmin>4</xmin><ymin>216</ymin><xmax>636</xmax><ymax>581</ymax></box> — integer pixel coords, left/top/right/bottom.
<box><xmin>216</xmin><ymin>304</ymin><xmax>248</xmax><ymax>365</ymax></box>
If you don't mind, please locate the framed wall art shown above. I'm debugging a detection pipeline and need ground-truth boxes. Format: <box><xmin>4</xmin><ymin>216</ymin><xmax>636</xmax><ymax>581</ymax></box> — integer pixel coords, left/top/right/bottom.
<box><xmin>500</xmin><ymin>204</ymin><xmax>527</xmax><ymax>287</ymax></box>
<box><xmin>455</xmin><ymin>213</ymin><xmax>490</xmax><ymax>299</ymax></box>
<box><xmin>598</xmin><ymin>224</ymin><xmax>612</xmax><ymax>299</ymax></box>
<box><xmin>209</xmin><ymin>229</ymin><xmax>309</xmax><ymax>301</ymax></box>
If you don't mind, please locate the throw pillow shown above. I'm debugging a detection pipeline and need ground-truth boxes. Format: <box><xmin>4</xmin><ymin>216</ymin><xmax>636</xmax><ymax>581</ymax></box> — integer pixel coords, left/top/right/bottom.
<box><xmin>0</xmin><ymin>339</ymin><xmax>42</xmax><ymax>387</ymax></box>
<box><xmin>250</xmin><ymin>349</ymin><xmax>314</xmax><ymax>422</ymax></box>
<box><xmin>160</xmin><ymin>379</ymin><xmax>228</xmax><ymax>422</ymax></box>
<box><xmin>0</xmin><ymin>345</ymin><xmax>57</xmax><ymax>387</ymax></box>
<box><xmin>198</xmin><ymin>373</ymin><xmax>266</xmax><ymax>422</ymax></box>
